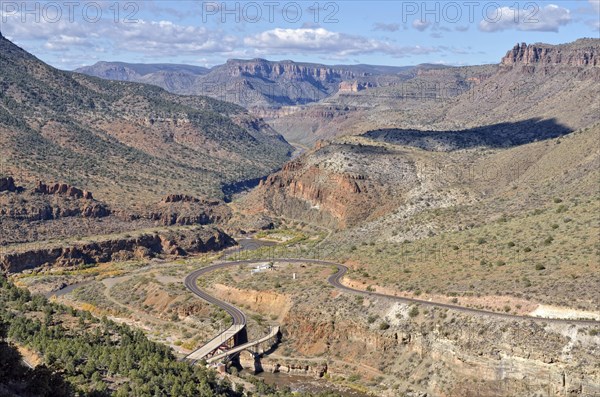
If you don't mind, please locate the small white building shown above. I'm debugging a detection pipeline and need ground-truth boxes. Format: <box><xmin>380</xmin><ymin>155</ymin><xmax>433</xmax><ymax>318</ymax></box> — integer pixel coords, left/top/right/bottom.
<box><xmin>250</xmin><ymin>262</ymin><xmax>274</xmax><ymax>274</ymax></box>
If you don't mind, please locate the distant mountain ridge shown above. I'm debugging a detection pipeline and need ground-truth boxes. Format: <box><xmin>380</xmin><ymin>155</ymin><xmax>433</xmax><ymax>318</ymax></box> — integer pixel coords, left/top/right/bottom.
<box><xmin>76</xmin><ymin>58</ymin><xmax>416</xmax><ymax>108</ymax></box>
<box><xmin>265</xmin><ymin>38</ymin><xmax>600</xmax><ymax>145</ymax></box>
<box><xmin>75</xmin><ymin>61</ymin><xmax>209</xmax><ymax>92</ymax></box>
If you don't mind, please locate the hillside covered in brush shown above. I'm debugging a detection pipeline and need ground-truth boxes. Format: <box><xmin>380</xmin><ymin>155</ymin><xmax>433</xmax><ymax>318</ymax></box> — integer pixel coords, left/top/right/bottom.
<box><xmin>0</xmin><ymin>33</ymin><xmax>292</xmax><ymax>207</ymax></box>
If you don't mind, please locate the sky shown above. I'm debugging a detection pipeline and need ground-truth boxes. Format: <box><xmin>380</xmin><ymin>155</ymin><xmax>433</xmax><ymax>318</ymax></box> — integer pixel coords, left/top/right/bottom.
<box><xmin>0</xmin><ymin>0</ymin><xmax>598</xmax><ymax>70</ymax></box>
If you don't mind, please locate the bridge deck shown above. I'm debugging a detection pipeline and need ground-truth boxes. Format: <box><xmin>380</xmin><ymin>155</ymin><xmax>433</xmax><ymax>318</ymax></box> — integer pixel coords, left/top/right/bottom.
<box><xmin>207</xmin><ymin>326</ymin><xmax>280</xmax><ymax>364</ymax></box>
<box><xmin>186</xmin><ymin>324</ymin><xmax>245</xmax><ymax>362</ymax></box>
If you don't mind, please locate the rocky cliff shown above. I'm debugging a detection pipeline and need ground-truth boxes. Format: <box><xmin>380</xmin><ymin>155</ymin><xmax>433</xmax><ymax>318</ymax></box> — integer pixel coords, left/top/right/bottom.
<box><xmin>282</xmin><ymin>302</ymin><xmax>600</xmax><ymax>397</ymax></box>
<box><xmin>77</xmin><ymin>58</ymin><xmax>410</xmax><ymax>108</ymax></box>
<box><xmin>146</xmin><ymin>194</ymin><xmax>232</xmax><ymax>226</ymax></box>
<box><xmin>224</xmin><ymin>58</ymin><xmax>361</xmax><ymax>82</ymax></box>
<box><xmin>243</xmin><ymin>138</ymin><xmax>456</xmax><ymax>229</ymax></box>
<box><xmin>0</xmin><ymin>226</ymin><xmax>235</xmax><ymax>273</ymax></box>
<box><xmin>252</xmin><ymin>158</ymin><xmax>369</xmax><ymax>229</ymax></box>
<box><xmin>35</xmin><ymin>181</ymin><xmax>94</xmax><ymax>200</ymax></box>
<box><xmin>1</xmin><ymin>180</ymin><xmax>110</xmax><ymax>221</ymax></box>
<box><xmin>501</xmin><ymin>39</ymin><xmax>599</xmax><ymax>67</ymax></box>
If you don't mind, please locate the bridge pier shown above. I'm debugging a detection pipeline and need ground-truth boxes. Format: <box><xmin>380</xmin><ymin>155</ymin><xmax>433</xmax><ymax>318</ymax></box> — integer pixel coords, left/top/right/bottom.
<box><xmin>253</xmin><ymin>354</ymin><xmax>264</xmax><ymax>374</ymax></box>
<box><xmin>234</xmin><ymin>326</ymin><xmax>248</xmax><ymax>346</ymax></box>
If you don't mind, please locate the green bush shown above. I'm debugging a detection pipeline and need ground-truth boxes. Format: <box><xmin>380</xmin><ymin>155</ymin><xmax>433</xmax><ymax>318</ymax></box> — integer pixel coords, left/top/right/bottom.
<box><xmin>408</xmin><ymin>306</ymin><xmax>419</xmax><ymax>318</ymax></box>
<box><xmin>379</xmin><ymin>322</ymin><xmax>390</xmax><ymax>330</ymax></box>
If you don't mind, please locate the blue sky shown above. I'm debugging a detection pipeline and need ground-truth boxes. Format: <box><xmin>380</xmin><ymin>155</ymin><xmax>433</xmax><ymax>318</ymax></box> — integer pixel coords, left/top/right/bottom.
<box><xmin>0</xmin><ymin>0</ymin><xmax>598</xmax><ymax>69</ymax></box>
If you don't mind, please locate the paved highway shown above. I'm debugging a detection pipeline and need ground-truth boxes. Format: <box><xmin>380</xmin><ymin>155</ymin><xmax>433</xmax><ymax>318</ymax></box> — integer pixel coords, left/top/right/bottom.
<box><xmin>186</xmin><ymin>258</ymin><xmax>599</xmax><ymax>362</ymax></box>
<box><xmin>184</xmin><ymin>263</ymin><xmax>248</xmax><ymax>362</ymax></box>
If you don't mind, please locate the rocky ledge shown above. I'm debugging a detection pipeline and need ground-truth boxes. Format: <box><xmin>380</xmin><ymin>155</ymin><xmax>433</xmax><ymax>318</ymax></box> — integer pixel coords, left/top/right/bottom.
<box><xmin>35</xmin><ymin>181</ymin><xmax>94</xmax><ymax>200</ymax></box>
<box><xmin>501</xmin><ymin>39</ymin><xmax>599</xmax><ymax>67</ymax></box>
<box><xmin>0</xmin><ymin>226</ymin><xmax>235</xmax><ymax>273</ymax></box>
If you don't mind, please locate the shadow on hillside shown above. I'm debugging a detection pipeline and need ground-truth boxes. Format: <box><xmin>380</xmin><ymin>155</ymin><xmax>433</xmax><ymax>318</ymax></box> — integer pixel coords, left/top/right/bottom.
<box><xmin>364</xmin><ymin>118</ymin><xmax>572</xmax><ymax>151</ymax></box>
<box><xmin>221</xmin><ymin>176</ymin><xmax>266</xmax><ymax>202</ymax></box>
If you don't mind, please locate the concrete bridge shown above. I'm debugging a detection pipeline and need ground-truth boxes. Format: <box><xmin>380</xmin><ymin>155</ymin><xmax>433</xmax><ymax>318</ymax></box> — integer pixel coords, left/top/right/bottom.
<box><xmin>184</xmin><ymin>262</ymin><xmax>281</xmax><ymax>365</ymax></box>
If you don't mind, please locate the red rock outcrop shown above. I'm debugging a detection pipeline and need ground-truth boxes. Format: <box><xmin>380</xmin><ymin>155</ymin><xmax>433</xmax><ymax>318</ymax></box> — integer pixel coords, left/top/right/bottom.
<box><xmin>1</xmin><ymin>181</ymin><xmax>110</xmax><ymax>221</ymax></box>
<box><xmin>35</xmin><ymin>181</ymin><xmax>93</xmax><ymax>200</ymax></box>
<box><xmin>256</xmin><ymin>160</ymin><xmax>374</xmax><ymax>229</ymax></box>
<box><xmin>162</xmin><ymin>194</ymin><xmax>197</xmax><ymax>203</ymax></box>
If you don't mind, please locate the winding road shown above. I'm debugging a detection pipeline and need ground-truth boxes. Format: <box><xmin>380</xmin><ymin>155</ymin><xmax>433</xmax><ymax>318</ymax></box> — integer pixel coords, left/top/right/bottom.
<box><xmin>185</xmin><ymin>258</ymin><xmax>600</xmax><ymax>362</ymax></box>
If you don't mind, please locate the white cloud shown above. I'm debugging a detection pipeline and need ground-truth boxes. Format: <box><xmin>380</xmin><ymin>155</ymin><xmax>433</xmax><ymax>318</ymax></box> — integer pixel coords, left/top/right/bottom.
<box><xmin>412</xmin><ymin>19</ymin><xmax>432</xmax><ymax>32</ymax></box>
<box><xmin>590</xmin><ymin>0</ymin><xmax>600</xmax><ymax>12</ymax></box>
<box><xmin>479</xmin><ymin>4</ymin><xmax>572</xmax><ymax>32</ymax></box>
<box><xmin>44</xmin><ymin>35</ymin><xmax>90</xmax><ymax>51</ymax></box>
<box><xmin>0</xmin><ymin>12</ymin><xmax>237</xmax><ymax>56</ymax></box>
<box><xmin>243</xmin><ymin>28</ymin><xmax>439</xmax><ymax>58</ymax></box>
<box><xmin>111</xmin><ymin>20</ymin><xmax>237</xmax><ymax>55</ymax></box>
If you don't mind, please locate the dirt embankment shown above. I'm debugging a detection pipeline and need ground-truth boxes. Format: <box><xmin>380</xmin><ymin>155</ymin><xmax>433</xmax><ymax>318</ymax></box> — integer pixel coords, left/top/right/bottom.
<box><xmin>210</xmin><ymin>284</ymin><xmax>292</xmax><ymax>322</ymax></box>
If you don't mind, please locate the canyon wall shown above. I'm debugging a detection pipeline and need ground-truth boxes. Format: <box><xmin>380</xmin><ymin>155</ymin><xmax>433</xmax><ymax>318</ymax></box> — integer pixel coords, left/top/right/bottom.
<box><xmin>0</xmin><ymin>227</ymin><xmax>235</xmax><ymax>273</ymax></box>
<box><xmin>281</xmin><ymin>304</ymin><xmax>600</xmax><ymax>397</ymax></box>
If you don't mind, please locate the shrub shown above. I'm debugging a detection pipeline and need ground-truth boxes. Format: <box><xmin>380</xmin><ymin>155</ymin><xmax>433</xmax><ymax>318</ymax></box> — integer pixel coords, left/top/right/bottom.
<box><xmin>347</xmin><ymin>374</ymin><xmax>361</xmax><ymax>382</ymax></box>
<box><xmin>408</xmin><ymin>306</ymin><xmax>419</xmax><ymax>318</ymax></box>
<box><xmin>535</xmin><ymin>264</ymin><xmax>546</xmax><ymax>271</ymax></box>
<box><xmin>379</xmin><ymin>322</ymin><xmax>390</xmax><ymax>330</ymax></box>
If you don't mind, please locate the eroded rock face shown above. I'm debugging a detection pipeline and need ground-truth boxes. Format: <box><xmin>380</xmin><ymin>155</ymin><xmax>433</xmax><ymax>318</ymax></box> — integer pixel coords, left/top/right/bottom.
<box><xmin>282</xmin><ymin>305</ymin><xmax>600</xmax><ymax>397</ymax></box>
<box><xmin>339</xmin><ymin>80</ymin><xmax>375</xmax><ymax>92</ymax></box>
<box><xmin>225</xmin><ymin>59</ymin><xmax>361</xmax><ymax>82</ymax></box>
<box><xmin>501</xmin><ymin>40</ymin><xmax>599</xmax><ymax>67</ymax></box>
<box><xmin>0</xmin><ymin>226</ymin><xmax>235</xmax><ymax>273</ymax></box>
<box><xmin>35</xmin><ymin>181</ymin><xmax>93</xmax><ymax>200</ymax></box>
<box><xmin>162</xmin><ymin>194</ymin><xmax>200</xmax><ymax>203</ymax></box>
<box><xmin>1</xmin><ymin>180</ymin><xmax>110</xmax><ymax>221</ymax></box>
<box><xmin>149</xmin><ymin>195</ymin><xmax>232</xmax><ymax>226</ymax></box>
<box><xmin>258</xmin><ymin>163</ymin><xmax>366</xmax><ymax>228</ymax></box>
<box><xmin>0</xmin><ymin>177</ymin><xmax>17</xmax><ymax>192</ymax></box>
<box><xmin>248</xmin><ymin>143</ymin><xmax>410</xmax><ymax>229</ymax></box>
